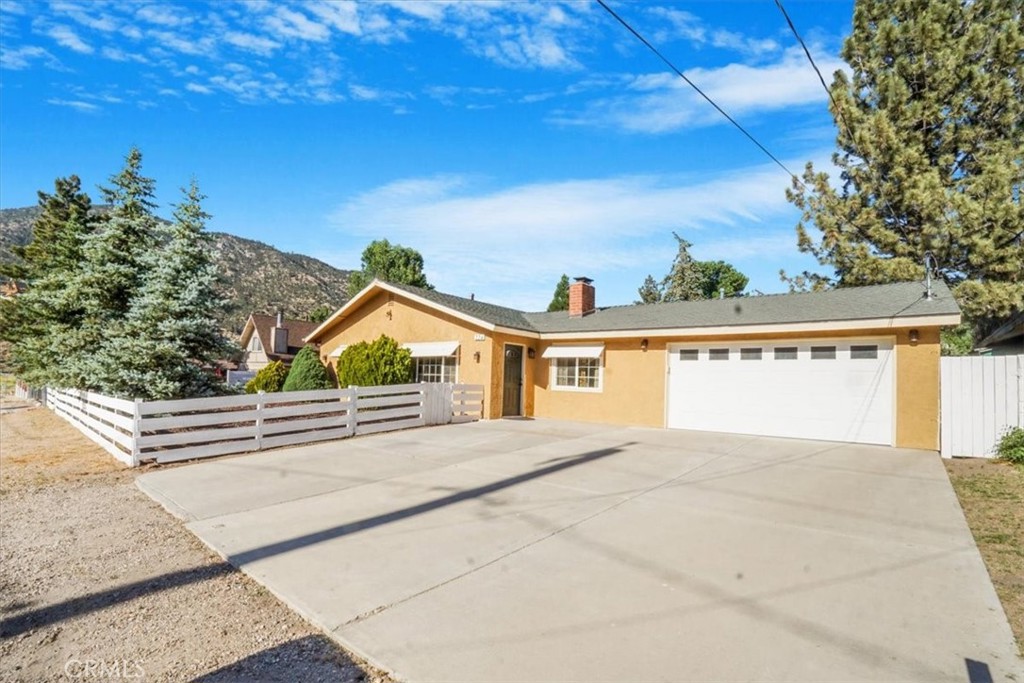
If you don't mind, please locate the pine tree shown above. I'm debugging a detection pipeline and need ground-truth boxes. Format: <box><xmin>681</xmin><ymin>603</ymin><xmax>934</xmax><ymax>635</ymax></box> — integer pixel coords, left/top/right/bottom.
<box><xmin>661</xmin><ymin>233</ymin><xmax>705</xmax><ymax>302</ymax></box>
<box><xmin>697</xmin><ymin>261</ymin><xmax>748</xmax><ymax>299</ymax></box>
<box><xmin>1</xmin><ymin>176</ymin><xmax>96</xmax><ymax>386</ymax></box>
<box><xmin>636</xmin><ymin>275</ymin><xmax>663</xmax><ymax>304</ymax></box>
<box><xmin>547</xmin><ymin>274</ymin><xmax>570</xmax><ymax>311</ymax></box>
<box><xmin>61</xmin><ymin>147</ymin><xmax>162</xmax><ymax>391</ymax></box>
<box><xmin>100</xmin><ymin>179</ymin><xmax>235</xmax><ymax>400</ymax></box>
<box><xmin>283</xmin><ymin>345</ymin><xmax>334</xmax><ymax>391</ymax></box>
<box><xmin>786</xmin><ymin>0</ymin><xmax>1023</xmax><ymax>331</ymax></box>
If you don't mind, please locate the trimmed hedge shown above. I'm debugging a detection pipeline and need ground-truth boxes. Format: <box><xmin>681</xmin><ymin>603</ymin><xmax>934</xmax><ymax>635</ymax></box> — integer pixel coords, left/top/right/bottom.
<box><xmin>283</xmin><ymin>345</ymin><xmax>334</xmax><ymax>392</ymax></box>
<box><xmin>244</xmin><ymin>361</ymin><xmax>288</xmax><ymax>394</ymax></box>
<box><xmin>336</xmin><ymin>334</ymin><xmax>412</xmax><ymax>387</ymax></box>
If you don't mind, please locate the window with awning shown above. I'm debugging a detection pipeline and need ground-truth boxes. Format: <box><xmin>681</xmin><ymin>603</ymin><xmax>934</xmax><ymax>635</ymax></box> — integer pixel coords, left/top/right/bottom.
<box><xmin>403</xmin><ymin>341</ymin><xmax>460</xmax><ymax>358</ymax></box>
<box><xmin>541</xmin><ymin>344</ymin><xmax>604</xmax><ymax>359</ymax></box>
<box><xmin>328</xmin><ymin>344</ymin><xmax>348</xmax><ymax>358</ymax></box>
<box><xmin>404</xmin><ymin>341</ymin><xmax>460</xmax><ymax>383</ymax></box>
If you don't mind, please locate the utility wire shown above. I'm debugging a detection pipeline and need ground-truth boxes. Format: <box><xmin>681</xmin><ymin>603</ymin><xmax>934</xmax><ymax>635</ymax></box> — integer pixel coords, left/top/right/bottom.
<box><xmin>594</xmin><ymin>0</ymin><xmax>801</xmax><ymax>183</ymax></box>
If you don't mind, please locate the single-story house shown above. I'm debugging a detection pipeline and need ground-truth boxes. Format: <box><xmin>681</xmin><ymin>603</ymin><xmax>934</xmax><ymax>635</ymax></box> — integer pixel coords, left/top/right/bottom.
<box><xmin>304</xmin><ymin>278</ymin><xmax>961</xmax><ymax>451</ymax></box>
<box><xmin>239</xmin><ymin>312</ymin><xmax>319</xmax><ymax>371</ymax></box>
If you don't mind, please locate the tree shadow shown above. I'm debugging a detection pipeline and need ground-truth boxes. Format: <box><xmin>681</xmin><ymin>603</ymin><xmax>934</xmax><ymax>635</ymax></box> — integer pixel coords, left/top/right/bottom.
<box><xmin>192</xmin><ymin>634</ymin><xmax>372</xmax><ymax>682</ymax></box>
<box><xmin>1</xmin><ymin>442</ymin><xmax>628</xmax><ymax>639</ymax></box>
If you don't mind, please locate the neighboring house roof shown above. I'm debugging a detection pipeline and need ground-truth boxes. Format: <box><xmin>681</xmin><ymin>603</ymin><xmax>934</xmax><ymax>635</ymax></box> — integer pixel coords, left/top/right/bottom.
<box><xmin>978</xmin><ymin>311</ymin><xmax>1024</xmax><ymax>349</ymax></box>
<box><xmin>307</xmin><ymin>279</ymin><xmax>961</xmax><ymax>342</ymax></box>
<box><xmin>241</xmin><ymin>313</ymin><xmax>320</xmax><ymax>362</ymax></box>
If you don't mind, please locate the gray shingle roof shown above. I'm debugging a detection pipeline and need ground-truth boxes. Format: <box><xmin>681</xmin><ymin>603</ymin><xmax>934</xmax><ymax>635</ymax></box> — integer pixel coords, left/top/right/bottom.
<box><xmin>385</xmin><ymin>279</ymin><xmax>960</xmax><ymax>335</ymax></box>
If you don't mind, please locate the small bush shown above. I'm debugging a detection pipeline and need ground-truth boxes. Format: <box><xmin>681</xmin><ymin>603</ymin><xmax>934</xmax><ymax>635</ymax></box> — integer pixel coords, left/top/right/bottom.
<box><xmin>336</xmin><ymin>334</ymin><xmax>412</xmax><ymax>387</ymax></box>
<box><xmin>995</xmin><ymin>426</ymin><xmax>1024</xmax><ymax>464</ymax></box>
<box><xmin>244</xmin><ymin>361</ymin><xmax>288</xmax><ymax>394</ymax></box>
<box><xmin>283</xmin><ymin>345</ymin><xmax>334</xmax><ymax>392</ymax></box>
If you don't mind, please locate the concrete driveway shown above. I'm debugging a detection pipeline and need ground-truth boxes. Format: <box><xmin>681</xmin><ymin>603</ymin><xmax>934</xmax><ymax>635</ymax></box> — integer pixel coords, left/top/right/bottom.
<box><xmin>137</xmin><ymin>419</ymin><xmax>1022</xmax><ymax>682</ymax></box>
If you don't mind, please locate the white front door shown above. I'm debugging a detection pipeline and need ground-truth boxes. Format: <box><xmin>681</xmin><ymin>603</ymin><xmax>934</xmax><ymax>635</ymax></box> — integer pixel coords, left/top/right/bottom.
<box><xmin>666</xmin><ymin>339</ymin><xmax>895</xmax><ymax>445</ymax></box>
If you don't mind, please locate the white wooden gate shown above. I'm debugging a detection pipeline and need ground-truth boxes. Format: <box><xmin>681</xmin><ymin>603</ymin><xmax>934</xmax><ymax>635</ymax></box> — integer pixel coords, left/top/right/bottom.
<box><xmin>940</xmin><ymin>355</ymin><xmax>1024</xmax><ymax>457</ymax></box>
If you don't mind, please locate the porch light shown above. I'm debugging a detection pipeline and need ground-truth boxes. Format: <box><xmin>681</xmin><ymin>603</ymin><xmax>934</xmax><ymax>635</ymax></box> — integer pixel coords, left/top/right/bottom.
<box><xmin>909</xmin><ymin>329</ymin><xmax>919</xmax><ymax>344</ymax></box>
<box><xmin>640</xmin><ymin>338</ymin><xmax>649</xmax><ymax>351</ymax></box>
<box><xmin>473</xmin><ymin>351</ymin><xmax>481</xmax><ymax>363</ymax></box>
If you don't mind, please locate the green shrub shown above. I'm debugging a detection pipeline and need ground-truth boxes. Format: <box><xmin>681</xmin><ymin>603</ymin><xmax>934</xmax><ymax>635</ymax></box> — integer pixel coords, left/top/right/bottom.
<box><xmin>995</xmin><ymin>426</ymin><xmax>1024</xmax><ymax>464</ymax></box>
<box><xmin>336</xmin><ymin>334</ymin><xmax>412</xmax><ymax>387</ymax></box>
<box><xmin>244</xmin><ymin>361</ymin><xmax>288</xmax><ymax>394</ymax></box>
<box><xmin>282</xmin><ymin>345</ymin><xmax>334</xmax><ymax>392</ymax></box>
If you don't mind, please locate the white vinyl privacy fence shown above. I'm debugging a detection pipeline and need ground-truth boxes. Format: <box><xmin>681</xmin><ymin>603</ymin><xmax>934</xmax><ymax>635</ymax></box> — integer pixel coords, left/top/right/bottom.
<box><xmin>39</xmin><ymin>383</ymin><xmax>484</xmax><ymax>466</ymax></box>
<box><xmin>940</xmin><ymin>355</ymin><xmax>1023</xmax><ymax>458</ymax></box>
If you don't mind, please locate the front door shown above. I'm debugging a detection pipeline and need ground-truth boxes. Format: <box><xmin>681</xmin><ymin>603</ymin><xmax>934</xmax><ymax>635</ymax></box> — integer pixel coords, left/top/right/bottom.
<box><xmin>502</xmin><ymin>344</ymin><xmax>523</xmax><ymax>417</ymax></box>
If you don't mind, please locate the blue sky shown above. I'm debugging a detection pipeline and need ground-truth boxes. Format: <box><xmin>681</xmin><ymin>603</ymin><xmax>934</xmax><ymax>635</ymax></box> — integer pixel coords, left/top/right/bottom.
<box><xmin>0</xmin><ymin>0</ymin><xmax>854</xmax><ymax>311</ymax></box>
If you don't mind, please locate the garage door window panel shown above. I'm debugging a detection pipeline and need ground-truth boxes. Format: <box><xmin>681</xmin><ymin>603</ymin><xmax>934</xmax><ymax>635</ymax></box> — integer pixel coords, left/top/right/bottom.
<box><xmin>709</xmin><ymin>349</ymin><xmax>730</xmax><ymax>361</ymax></box>
<box><xmin>851</xmin><ymin>345</ymin><xmax>878</xmax><ymax>359</ymax></box>
<box><xmin>774</xmin><ymin>347</ymin><xmax>798</xmax><ymax>360</ymax></box>
<box><xmin>811</xmin><ymin>346</ymin><xmax>837</xmax><ymax>360</ymax></box>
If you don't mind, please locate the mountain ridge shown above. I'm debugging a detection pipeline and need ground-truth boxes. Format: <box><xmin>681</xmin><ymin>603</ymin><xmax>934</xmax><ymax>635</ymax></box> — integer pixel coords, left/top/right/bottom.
<box><xmin>0</xmin><ymin>205</ymin><xmax>353</xmax><ymax>331</ymax></box>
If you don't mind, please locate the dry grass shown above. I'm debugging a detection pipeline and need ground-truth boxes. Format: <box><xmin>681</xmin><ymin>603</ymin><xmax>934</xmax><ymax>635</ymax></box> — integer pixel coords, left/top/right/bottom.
<box><xmin>0</xmin><ymin>401</ymin><xmax>127</xmax><ymax>493</ymax></box>
<box><xmin>945</xmin><ymin>456</ymin><xmax>1024</xmax><ymax>657</ymax></box>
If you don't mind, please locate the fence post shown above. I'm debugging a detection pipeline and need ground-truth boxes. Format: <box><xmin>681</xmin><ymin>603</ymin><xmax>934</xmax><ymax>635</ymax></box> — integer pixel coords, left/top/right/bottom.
<box><xmin>255</xmin><ymin>390</ymin><xmax>265</xmax><ymax>451</ymax></box>
<box><xmin>131</xmin><ymin>398</ymin><xmax>142</xmax><ymax>467</ymax></box>
<box><xmin>348</xmin><ymin>385</ymin><xmax>358</xmax><ymax>435</ymax></box>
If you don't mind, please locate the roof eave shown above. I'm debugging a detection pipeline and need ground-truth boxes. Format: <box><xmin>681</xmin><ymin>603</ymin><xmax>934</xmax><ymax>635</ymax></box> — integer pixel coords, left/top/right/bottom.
<box><xmin>536</xmin><ymin>312</ymin><xmax>962</xmax><ymax>340</ymax></box>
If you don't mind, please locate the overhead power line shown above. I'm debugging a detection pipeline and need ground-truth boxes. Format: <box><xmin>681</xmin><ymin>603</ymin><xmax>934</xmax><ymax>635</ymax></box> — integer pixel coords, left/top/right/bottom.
<box><xmin>594</xmin><ymin>0</ymin><xmax>800</xmax><ymax>183</ymax></box>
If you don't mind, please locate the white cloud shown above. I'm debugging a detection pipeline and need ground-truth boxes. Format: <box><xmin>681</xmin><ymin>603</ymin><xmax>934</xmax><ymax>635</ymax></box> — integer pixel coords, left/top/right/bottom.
<box><xmin>101</xmin><ymin>46</ymin><xmax>148</xmax><ymax>63</ymax></box>
<box><xmin>327</xmin><ymin>162</ymin><xmax>813</xmax><ymax>309</ymax></box>
<box><xmin>47</xmin><ymin>98</ymin><xmax>99</xmax><ymax>112</ymax></box>
<box><xmin>647</xmin><ymin>6</ymin><xmax>780</xmax><ymax>57</ymax></box>
<box><xmin>47</xmin><ymin>24</ymin><xmax>93</xmax><ymax>53</ymax></box>
<box><xmin>304</xmin><ymin>0</ymin><xmax>360</xmax><ymax>35</ymax></box>
<box><xmin>0</xmin><ymin>45</ymin><xmax>60</xmax><ymax>70</ymax></box>
<box><xmin>224</xmin><ymin>30</ymin><xmax>281</xmax><ymax>56</ymax></box>
<box><xmin>185</xmin><ymin>82</ymin><xmax>212</xmax><ymax>94</ymax></box>
<box><xmin>553</xmin><ymin>46</ymin><xmax>844</xmax><ymax>134</ymax></box>
<box><xmin>135</xmin><ymin>4</ymin><xmax>188</xmax><ymax>27</ymax></box>
<box><xmin>265</xmin><ymin>7</ymin><xmax>330</xmax><ymax>42</ymax></box>
<box><xmin>148</xmin><ymin>29</ymin><xmax>214</xmax><ymax>56</ymax></box>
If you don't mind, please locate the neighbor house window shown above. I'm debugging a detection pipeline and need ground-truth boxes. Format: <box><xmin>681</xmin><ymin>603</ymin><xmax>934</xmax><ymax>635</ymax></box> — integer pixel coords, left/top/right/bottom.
<box><xmin>249</xmin><ymin>335</ymin><xmax>262</xmax><ymax>352</ymax></box>
<box><xmin>553</xmin><ymin>357</ymin><xmax>602</xmax><ymax>391</ymax></box>
<box><xmin>414</xmin><ymin>356</ymin><xmax>457</xmax><ymax>383</ymax></box>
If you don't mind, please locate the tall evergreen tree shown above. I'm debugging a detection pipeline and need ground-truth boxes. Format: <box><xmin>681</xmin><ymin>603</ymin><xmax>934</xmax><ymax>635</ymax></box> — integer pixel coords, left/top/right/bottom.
<box><xmin>61</xmin><ymin>147</ymin><xmax>161</xmax><ymax>390</ymax></box>
<box><xmin>346</xmin><ymin>239</ymin><xmax>432</xmax><ymax>297</ymax></box>
<box><xmin>697</xmin><ymin>261</ymin><xmax>748</xmax><ymax>299</ymax></box>
<box><xmin>636</xmin><ymin>275</ymin><xmax>663</xmax><ymax>304</ymax></box>
<box><xmin>547</xmin><ymin>274</ymin><xmax>570</xmax><ymax>312</ymax></box>
<box><xmin>100</xmin><ymin>179</ymin><xmax>235</xmax><ymax>399</ymax></box>
<box><xmin>785</xmin><ymin>0</ymin><xmax>1023</xmax><ymax>331</ymax></box>
<box><xmin>661</xmin><ymin>233</ymin><xmax>705</xmax><ymax>302</ymax></box>
<box><xmin>1</xmin><ymin>176</ymin><xmax>96</xmax><ymax>386</ymax></box>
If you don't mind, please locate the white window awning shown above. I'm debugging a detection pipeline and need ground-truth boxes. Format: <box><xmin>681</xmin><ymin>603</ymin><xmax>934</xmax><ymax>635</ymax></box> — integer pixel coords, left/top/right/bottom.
<box><xmin>542</xmin><ymin>344</ymin><xmax>605</xmax><ymax>359</ymax></box>
<box><xmin>327</xmin><ymin>344</ymin><xmax>348</xmax><ymax>358</ymax></box>
<box><xmin>404</xmin><ymin>341</ymin><xmax>460</xmax><ymax>358</ymax></box>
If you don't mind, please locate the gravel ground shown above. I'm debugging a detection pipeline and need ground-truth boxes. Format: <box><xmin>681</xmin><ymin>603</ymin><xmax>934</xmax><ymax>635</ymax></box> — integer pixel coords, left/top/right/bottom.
<box><xmin>0</xmin><ymin>403</ymin><xmax>392</xmax><ymax>683</ymax></box>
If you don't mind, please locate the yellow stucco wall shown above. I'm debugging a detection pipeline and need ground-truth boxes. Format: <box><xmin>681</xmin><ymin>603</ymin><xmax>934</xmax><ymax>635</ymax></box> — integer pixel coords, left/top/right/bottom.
<box><xmin>313</xmin><ymin>289</ymin><xmax>943</xmax><ymax>450</ymax></box>
<box><xmin>533</xmin><ymin>327</ymin><xmax>943</xmax><ymax>450</ymax></box>
<box><xmin>316</xmin><ymin>291</ymin><xmax>497</xmax><ymax>410</ymax></box>
<box><xmin>894</xmin><ymin>327</ymin><xmax>941</xmax><ymax>450</ymax></box>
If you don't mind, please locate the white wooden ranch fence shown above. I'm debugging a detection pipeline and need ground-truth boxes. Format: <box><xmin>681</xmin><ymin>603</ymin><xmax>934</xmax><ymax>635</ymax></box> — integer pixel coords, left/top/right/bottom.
<box><xmin>941</xmin><ymin>354</ymin><xmax>1023</xmax><ymax>458</ymax></box>
<box><xmin>40</xmin><ymin>383</ymin><xmax>484</xmax><ymax>466</ymax></box>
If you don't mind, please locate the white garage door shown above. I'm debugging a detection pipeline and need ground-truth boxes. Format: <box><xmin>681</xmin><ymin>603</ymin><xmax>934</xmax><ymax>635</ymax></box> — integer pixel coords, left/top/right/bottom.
<box><xmin>667</xmin><ymin>339</ymin><xmax>894</xmax><ymax>445</ymax></box>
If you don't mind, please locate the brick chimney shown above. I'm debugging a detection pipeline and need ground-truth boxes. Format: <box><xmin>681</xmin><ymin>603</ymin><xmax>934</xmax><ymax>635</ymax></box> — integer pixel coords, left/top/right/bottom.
<box><xmin>568</xmin><ymin>277</ymin><xmax>595</xmax><ymax>317</ymax></box>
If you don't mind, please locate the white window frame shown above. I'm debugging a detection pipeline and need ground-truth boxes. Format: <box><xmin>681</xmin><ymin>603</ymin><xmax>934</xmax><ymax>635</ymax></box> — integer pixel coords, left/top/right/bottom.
<box><xmin>414</xmin><ymin>355</ymin><xmax>459</xmax><ymax>383</ymax></box>
<box><xmin>550</xmin><ymin>356</ymin><xmax>603</xmax><ymax>393</ymax></box>
<box><xmin>249</xmin><ymin>335</ymin><xmax>262</xmax><ymax>352</ymax></box>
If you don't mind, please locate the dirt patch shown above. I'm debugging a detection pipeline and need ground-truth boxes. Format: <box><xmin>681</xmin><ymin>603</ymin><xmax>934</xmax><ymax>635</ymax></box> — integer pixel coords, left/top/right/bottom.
<box><xmin>0</xmin><ymin>405</ymin><xmax>392</xmax><ymax>682</ymax></box>
<box><xmin>945</xmin><ymin>457</ymin><xmax>1024</xmax><ymax>657</ymax></box>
